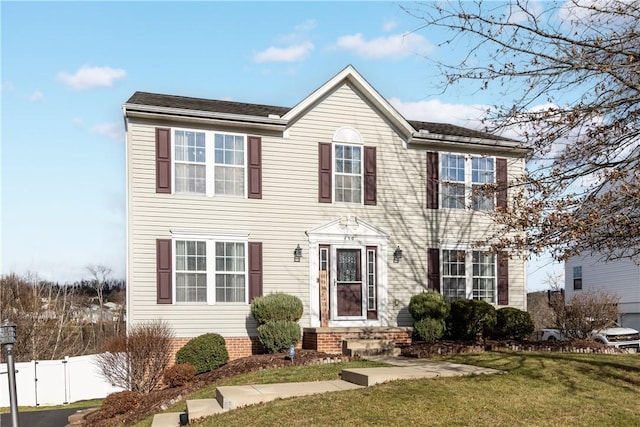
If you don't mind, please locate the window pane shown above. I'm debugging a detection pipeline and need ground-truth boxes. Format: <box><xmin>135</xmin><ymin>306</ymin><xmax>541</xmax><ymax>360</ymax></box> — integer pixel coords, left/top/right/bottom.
<box><xmin>334</xmin><ymin>144</ymin><xmax>362</xmax><ymax>204</ymax></box>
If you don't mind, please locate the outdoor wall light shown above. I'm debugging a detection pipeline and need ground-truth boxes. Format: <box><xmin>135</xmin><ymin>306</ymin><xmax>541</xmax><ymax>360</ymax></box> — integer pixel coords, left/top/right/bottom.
<box><xmin>1</xmin><ymin>319</ymin><xmax>19</xmax><ymax>427</ymax></box>
<box><xmin>393</xmin><ymin>246</ymin><xmax>403</xmax><ymax>263</ymax></box>
<box><xmin>293</xmin><ymin>244</ymin><xmax>302</xmax><ymax>262</ymax></box>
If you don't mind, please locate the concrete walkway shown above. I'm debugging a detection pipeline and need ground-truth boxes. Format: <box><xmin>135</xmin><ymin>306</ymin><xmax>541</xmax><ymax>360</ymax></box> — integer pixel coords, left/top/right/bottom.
<box><xmin>151</xmin><ymin>355</ymin><xmax>502</xmax><ymax>427</ymax></box>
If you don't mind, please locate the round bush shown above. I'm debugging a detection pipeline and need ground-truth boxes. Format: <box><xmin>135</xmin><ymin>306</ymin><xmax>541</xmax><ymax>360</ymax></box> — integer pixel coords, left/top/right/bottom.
<box><xmin>175</xmin><ymin>333</ymin><xmax>229</xmax><ymax>374</ymax></box>
<box><xmin>101</xmin><ymin>390</ymin><xmax>141</xmax><ymax>418</ymax></box>
<box><xmin>446</xmin><ymin>299</ymin><xmax>497</xmax><ymax>341</ymax></box>
<box><xmin>163</xmin><ymin>363</ymin><xmax>196</xmax><ymax>388</ymax></box>
<box><xmin>251</xmin><ymin>293</ymin><xmax>303</xmax><ymax>325</ymax></box>
<box><xmin>494</xmin><ymin>307</ymin><xmax>535</xmax><ymax>340</ymax></box>
<box><xmin>408</xmin><ymin>291</ymin><xmax>450</xmax><ymax>321</ymax></box>
<box><xmin>413</xmin><ymin>318</ymin><xmax>446</xmax><ymax>342</ymax></box>
<box><xmin>257</xmin><ymin>320</ymin><xmax>301</xmax><ymax>354</ymax></box>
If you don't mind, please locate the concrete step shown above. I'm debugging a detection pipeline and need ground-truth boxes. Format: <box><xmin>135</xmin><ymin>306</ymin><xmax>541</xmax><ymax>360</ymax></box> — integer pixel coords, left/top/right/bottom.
<box><xmin>215</xmin><ymin>380</ymin><xmax>363</xmax><ymax>410</ymax></box>
<box><xmin>186</xmin><ymin>398</ymin><xmax>227</xmax><ymax>421</ymax></box>
<box><xmin>151</xmin><ymin>412</ymin><xmax>183</xmax><ymax>427</ymax></box>
<box><xmin>342</xmin><ymin>339</ymin><xmax>400</xmax><ymax>357</ymax></box>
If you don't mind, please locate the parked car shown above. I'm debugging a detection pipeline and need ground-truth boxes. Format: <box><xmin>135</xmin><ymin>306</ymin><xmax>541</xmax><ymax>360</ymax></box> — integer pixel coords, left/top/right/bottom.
<box><xmin>541</xmin><ymin>327</ymin><xmax>640</xmax><ymax>349</ymax></box>
<box><xmin>592</xmin><ymin>327</ymin><xmax>640</xmax><ymax>349</ymax></box>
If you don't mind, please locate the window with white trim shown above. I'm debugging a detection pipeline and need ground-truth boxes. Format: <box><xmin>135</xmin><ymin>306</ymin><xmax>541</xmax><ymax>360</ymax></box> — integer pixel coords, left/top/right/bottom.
<box><xmin>573</xmin><ymin>266</ymin><xmax>582</xmax><ymax>290</ymax></box>
<box><xmin>441</xmin><ymin>250</ymin><xmax>496</xmax><ymax>303</ymax></box>
<box><xmin>174</xmin><ymin>238</ymin><xmax>247</xmax><ymax>303</ymax></box>
<box><xmin>442</xmin><ymin>250</ymin><xmax>466</xmax><ymax>302</ymax></box>
<box><xmin>472</xmin><ymin>251</ymin><xmax>495</xmax><ymax>303</ymax></box>
<box><xmin>335</xmin><ymin>144</ymin><xmax>362</xmax><ymax>203</ymax></box>
<box><xmin>367</xmin><ymin>248</ymin><xmax>376</xmax><ymax>310</ymax></box>
<box><xmin>173</xmin><ymin>129</ymin><xmax>246</xmax><ymax>197</ymax></box>
<box><xmin>441</xmin><ymin>154</ymin><xmax>495</xmax><ymax>210</ymax></box>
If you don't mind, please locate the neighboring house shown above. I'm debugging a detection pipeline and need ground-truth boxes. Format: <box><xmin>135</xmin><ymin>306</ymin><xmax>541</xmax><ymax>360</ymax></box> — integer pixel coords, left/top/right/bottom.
<box><xmin>123</xmin><ymin>65</ymin><xmax>529</xmax><ymax>359</ymax></box>
<box><xmin>565</xmin><ymin>254</ymin><xmax>640</xmax><ymax>331</ymax></box>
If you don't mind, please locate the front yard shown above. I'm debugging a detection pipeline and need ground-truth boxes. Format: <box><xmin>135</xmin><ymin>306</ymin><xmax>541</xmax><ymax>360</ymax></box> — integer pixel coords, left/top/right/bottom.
<box><xmin>187</xmin><ymin>351</ymin><xmax>640</xmax><ymax>427</ymax></box>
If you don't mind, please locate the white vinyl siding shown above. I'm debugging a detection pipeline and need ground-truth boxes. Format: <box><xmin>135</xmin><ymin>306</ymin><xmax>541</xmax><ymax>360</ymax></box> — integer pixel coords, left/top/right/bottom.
<box><xmin>126</xmin><ymin>81</ymin><xmax>527</xmax><ymax>337</ymax></box>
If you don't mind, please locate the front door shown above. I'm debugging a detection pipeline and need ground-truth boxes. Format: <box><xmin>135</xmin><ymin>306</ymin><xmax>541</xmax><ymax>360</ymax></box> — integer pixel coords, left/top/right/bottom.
<box><xmin>334</xmin><ymin>249</ymin><xmax>364</xmax><ymax>319</ymax></box>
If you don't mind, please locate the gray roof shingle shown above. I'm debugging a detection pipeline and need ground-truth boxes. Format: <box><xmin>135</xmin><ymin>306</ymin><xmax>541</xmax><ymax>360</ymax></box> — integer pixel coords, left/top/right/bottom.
<box><xmin>126</xmin><ymin>91</ymin><xmax>511</xmax><ymax>141</ymax></box>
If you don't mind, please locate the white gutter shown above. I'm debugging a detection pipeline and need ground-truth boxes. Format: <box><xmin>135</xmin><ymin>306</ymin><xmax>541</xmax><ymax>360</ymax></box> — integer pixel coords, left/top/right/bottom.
<box><xmin>123</xmin><ymin>103</ymin><xmax>288</xmax><ymax>127</ymax></box>
<box><xmin>409</xmin><ymin>132</ymin><xmax>530</xmax><ymax>155</ymax></box>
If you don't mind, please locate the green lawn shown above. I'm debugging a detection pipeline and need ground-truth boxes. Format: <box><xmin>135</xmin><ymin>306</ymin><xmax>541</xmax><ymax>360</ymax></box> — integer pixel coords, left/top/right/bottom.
<box><xmin>185</xmin><ymin>352</ymin><xmax>640</xmax><ymax>427</ymax></box>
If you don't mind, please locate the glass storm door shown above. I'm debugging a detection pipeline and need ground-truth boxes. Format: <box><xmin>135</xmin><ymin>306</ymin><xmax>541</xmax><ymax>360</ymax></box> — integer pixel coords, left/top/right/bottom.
<box><xmin>334</xmin><ymin>249</ymin><xmax>363</xmax><ymax>318</ymax></box>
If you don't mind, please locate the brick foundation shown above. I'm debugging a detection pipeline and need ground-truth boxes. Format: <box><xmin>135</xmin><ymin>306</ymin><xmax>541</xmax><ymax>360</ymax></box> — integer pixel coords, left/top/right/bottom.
<box><xmin>302</xmin><ymin>327</ymin><xmax>413</xmax><ymax>354</ymax></box>
<box><xmin>168</xmin><ymin>327</ymin><xmax>412</xmax><ymax>362</ymax></box>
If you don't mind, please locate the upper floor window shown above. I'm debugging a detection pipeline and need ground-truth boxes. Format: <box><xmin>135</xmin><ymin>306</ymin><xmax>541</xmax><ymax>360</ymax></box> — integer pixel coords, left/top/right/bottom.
<box><xmin>175</xmin><ymin>131</ymin><xmax>206</xmax><ymax>194</ymax></box>
<box><xmin>573</xmin><ymin>266</ymin><xmax>582</xmax><ymax>290</ymax></box>
<box><xmin>335</xmin><ymin>144</ymin><xmax>362</xmax><ymax>203</ymax></box>
<box><xmin>173</xmin><ymin>129</ymin><xmax>246</xmax><ymax>197</ymax></box>
<box><xmin>441</xmin><ymin>154</ymin><xmax>495</xmax><ymax>210</ymax></box>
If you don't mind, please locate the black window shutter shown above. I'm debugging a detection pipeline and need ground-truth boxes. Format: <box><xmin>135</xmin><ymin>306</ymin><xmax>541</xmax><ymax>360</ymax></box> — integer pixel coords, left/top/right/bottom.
<box><xmin>428</xmin><ymin>248</ymin><xmax>440</xmax><ymax>292</ymax></box>
<box><xmin>248</xmin><ymin>242</ymin><xmax>263</xmax><ymax>302</ymax></box>
<box><xmin>318</xmin><ymin>142</ymin><xmax>332</xmax><ymax>203</ymax></box>
<box><xmin>497</xmin><ymin>252</ymin><xmax>509</xmax><ymax>305</ymax></box>
<box><xmin>496</xmin><ymin>158</ymin><xmax>507</xmax><ymax>211</ymax></box>
<box><xmin>364</xmin><ymin>146</ymin><xmax>377</xmax><ymax>205</ymax></box>
<box><xmin>247</xmin><ymin>136</ymin><xmax>262</xmax><ymax>199</ymax></box>
<box><xmin>427</xmin><ymin>152</ymin><xmax>439</xmax><ymax>209</ymax></box>
<box><xmin>156</xmin><ymin>128</ymin><xmax>171</xmax><ymax>194</ymax></box>
<box><xmin>156</xmin><ymin>239</ymin><xmax>172</xmax><ymax>304</ymax></box>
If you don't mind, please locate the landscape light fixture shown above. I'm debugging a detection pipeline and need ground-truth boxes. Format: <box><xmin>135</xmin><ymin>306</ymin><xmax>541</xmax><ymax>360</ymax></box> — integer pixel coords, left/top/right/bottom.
<box><xmin>393</xmin><ymin>246</ymin><xmax>403</xmax><ymax>263</ymax></box>
<box><xmin>1</xmin><ymin>319</ymin><xmax>19</xmax><ymax>427</ymax></box>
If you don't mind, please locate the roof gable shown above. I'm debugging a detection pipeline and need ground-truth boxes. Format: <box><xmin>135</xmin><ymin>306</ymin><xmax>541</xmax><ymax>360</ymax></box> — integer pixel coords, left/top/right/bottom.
<box><xmin>282</xmin><ymin>65</ymin><xmax>415</xmax><ymax>138</ymax></box>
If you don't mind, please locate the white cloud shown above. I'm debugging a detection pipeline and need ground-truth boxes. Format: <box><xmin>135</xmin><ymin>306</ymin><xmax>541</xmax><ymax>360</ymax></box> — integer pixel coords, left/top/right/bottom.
<box><xmin>29</xmin><ymin>91</ymin><xmax>45</xmax><ymax>102</ymax></box>
<box><xmin>335</xmin><ymin>32</ymin><xmax>434</xmax><ymax>59</ymax></box>
<box><xmin>389</xmin><ymin>97</ymin><xmax>489</xmax><ymax>128</ymax></box>
<box><xmin>57</xmin><ymin>65</ymin><xmax>126</xmax><ymax>90</ymax></box>
<box><xmin>91</xmin><ymin>122</ymin><xmax>123</xmax><ymax>141</ymax></box>
<box><xmin>383</xmin><ymin>20</ymin><xmax>397</xmax><ymax>32</ymax></box>
<box><xmin>253</xmin><ymin>42</ymin><xmax>315</xmax><ymax>63</ymax></box>
<box><xmin>72</xmin><ymin>118</ymin><xmax>85</xmax><ymax>128</ymax></box>
<box><xmin>0</xmin><ymin>81</ymin><xmax>15</xmax><ymax>92</ymax></box>
<box><xmin>294</xmin><ymin>19</ymin><xmax>317</xmax><ymax>33</ymax></box>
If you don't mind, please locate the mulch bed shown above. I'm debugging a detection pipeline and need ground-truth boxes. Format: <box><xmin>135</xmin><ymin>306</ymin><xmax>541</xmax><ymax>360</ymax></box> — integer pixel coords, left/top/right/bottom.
<box><xmin>82</xmin><ymin>350</ymin><xmax>349</xmax><ymax>427</ymax></box>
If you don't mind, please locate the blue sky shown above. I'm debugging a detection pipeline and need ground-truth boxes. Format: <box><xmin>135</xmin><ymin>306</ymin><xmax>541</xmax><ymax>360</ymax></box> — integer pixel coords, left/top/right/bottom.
<box><xmin>1</xmin><ymin>1</ymin><xmax>562</xmax><ymax>289</ymax></box>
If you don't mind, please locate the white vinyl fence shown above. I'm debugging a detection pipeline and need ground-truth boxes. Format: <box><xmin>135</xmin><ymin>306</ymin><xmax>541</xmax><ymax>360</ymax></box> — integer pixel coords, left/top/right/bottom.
<box><xmin>0</xmin><ymin>354</ymin><xmax>123</xmax><ymax>407</ymax></box>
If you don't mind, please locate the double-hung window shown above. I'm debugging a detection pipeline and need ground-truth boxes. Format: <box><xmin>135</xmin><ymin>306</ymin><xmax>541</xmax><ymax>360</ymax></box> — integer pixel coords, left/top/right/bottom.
<box><xmin>472</xmin><ymin>251</ymin><xmax>495</xmax><ymax>303</ymax></box>
<box><xmin>440</xmin><ymin>250</ymin><xmax>496</xmax><ymax>303</ymax></box>
<box><xmin>335</xmin><ymin>144</ymin><xmax>362</xmax><ymax>203</ymax></box>
<box><xmin>573</xmin><ymin>266</ymin><xmax>582</xmax><ymax>290</ymax></box>
<box><xmin>174</xmin><ymin>238</ymin><xmax>247</xmax><ymax>303</ymax></box>
<box><xmin>441</xmin><ymin>154</ymin><xmax>466</xmax><ymax>209</ymax></box>
<box><xmin>441</xmin><ymin>154</ymin><xmax>495</xmax><ymax>210</ymax></box>
<box><xmin>175</xmin><ymin>131</ymin><xmax>206</xmax><ymax>194</ymax></box>
<box><xmin>173</xmin><ymin>129</ymin><xmax>246</xmax><ymax>197</ymax></box>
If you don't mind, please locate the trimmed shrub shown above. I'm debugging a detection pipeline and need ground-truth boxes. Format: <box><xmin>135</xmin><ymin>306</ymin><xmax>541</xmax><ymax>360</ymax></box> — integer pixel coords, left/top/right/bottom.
<box><xmin>494</xmin><ymin>307</ymin><xmax>535</xmax><ymax>340</ymax></box>
<box><xmin>251</xmin><ymin>293</ymin><xmax>303</xmax><ymax>325</ymax></box>
<box><xmin>408</xmin><ymin>291</ymin><xmax>450</xmax><ymax>321</ymax></box>
<box><xmin>257</xmin><ymin>320</ymin><xmax>301</xmax><ymax>354</ymax></box>
<box><xmin>175</xmin><ymin>333</ymin><xmax>229</xmax><ymax>374</ymax></box>
<box><xmin>413</xmin><ymin>318</ymin><xmax>446</xmax><ymax>342</ymax></box>
<box><xmin>446</xmin><ymin>299</ymin><xmax>497</xmax><ymax>340</ymax></box>
<box><xmin>163</xmin><ymin>363</ymin><xmax>196</xmax><ymax>388</ymax></box>
<box><xmin>101</xmin><ymin>390</ymin><xmax>141</xmax><ymax>418</ymax></box>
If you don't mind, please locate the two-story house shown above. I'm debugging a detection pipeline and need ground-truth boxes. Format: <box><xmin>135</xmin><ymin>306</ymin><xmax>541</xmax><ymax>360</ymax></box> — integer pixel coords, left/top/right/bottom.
<box><xmin>123</xmin><ymin>65</ymin><xmax>529</xmax><ymax>359</ymax></box>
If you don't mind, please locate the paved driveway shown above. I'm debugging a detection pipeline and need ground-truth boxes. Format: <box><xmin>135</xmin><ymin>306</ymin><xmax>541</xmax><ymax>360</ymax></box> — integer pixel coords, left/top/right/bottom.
<box><xmin>0</xmin><ymin>408</ymin><xmax>79</xmax><ymax>427</ymax></box>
